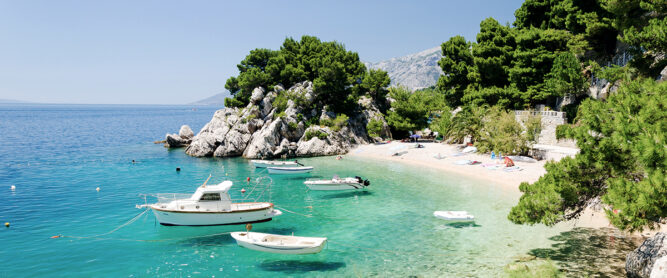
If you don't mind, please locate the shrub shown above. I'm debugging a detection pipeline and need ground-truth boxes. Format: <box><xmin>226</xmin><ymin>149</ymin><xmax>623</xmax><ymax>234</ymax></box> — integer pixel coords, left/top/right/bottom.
<box><xmin>475</xmin><ymin>107</ymin><xmax>541</xmax><ymax>155</ymax></box>
<box><xmin>331</xmin><ymin>114</ymin><xmax>349</xmax><ymax>132</ymax></box>
<box><xmin>366</xmin><ymin>119</ymin><xmax>383</xmax><ymax>138</ymax></box>
<box><xmin>224</xmin><ymin>97</ymin><xmax>245</xmax><ymax>108</ymax></box>
<box><xmin>304</xmin><ymin>129</ymin><xmax>328</xmax><ymax>141</ymax></box>
<box><xmin>287</xmin><ymin>122</ymin><xmax>298</xmax><ymax>131</ymax></box>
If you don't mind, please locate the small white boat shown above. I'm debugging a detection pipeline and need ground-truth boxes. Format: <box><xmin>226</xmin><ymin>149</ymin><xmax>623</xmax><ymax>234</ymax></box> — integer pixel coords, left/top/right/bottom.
<box><xmin>304</xmin><ymin>176</ymin><xmax>370</xmax><ymax>191</ymax></box>
<box><xmin>139</xmin><ymin>180</ymin><xmax>282</xmax><ymax>226</ymax></box>
<box><xmin>251</xmin><ymin>160</ymin><xmax>300</xmax><ymax>168</ymax></box>
<box><xmin>433</xmin><ymin>211</ymin><xmax>475</xmax><ymax>222</ymax></box>
<box><xmin>267</xmin><ymin>166</ymin><xmax>313</xmax><ymax>174</ymax></box>
<box><xmin>231</xmin><ymin>232</ymin><xmax>327</xmax><ymax>254</ymax></box>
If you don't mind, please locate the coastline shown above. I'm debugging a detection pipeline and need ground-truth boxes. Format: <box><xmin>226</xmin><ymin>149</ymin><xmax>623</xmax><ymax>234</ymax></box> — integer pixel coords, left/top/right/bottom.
<box><xmin>347</xmin><ymin>141</ymin><xmax>665</xmax><ymax>237</ymax></box>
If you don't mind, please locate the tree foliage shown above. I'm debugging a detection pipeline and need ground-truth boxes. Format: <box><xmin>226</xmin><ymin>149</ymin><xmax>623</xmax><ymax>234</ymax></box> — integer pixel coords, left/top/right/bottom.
<box><xmin>224</xmin><ymin>36</ymin><xmax>368</xmax><ymax>111</ymax></box>
<box><xmin>386</xmin><ymin>87</ymin><xmax>447</xmax><ymax>133</ymax></box>
<box><xmin>476</xmin><ymin>107</ymin><xmax>541</xmax><ymax>155</ymax></box>
<box><xmin>437</xmin><ymin>36</ymin><xmax>474</xmax><ymax>107</ymax></box>
<box><xmin>509</xmin><ymin>79</ymin><xmax>666</xmax><ymax>231</ymax></box>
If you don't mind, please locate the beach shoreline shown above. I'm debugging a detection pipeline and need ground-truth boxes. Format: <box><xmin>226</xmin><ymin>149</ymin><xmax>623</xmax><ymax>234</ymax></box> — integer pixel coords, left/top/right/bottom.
<box><xmin>347</xmin><ymin>141</ymin><xmax>665</xmax><ymax>237</ymax></box>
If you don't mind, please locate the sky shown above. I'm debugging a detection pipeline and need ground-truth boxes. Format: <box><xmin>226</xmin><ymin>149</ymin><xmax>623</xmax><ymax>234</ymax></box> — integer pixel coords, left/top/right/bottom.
<box><xmin>0</xmin><ymin>0</ymin><xmax>524</xmax><ymax>104</ymax></box>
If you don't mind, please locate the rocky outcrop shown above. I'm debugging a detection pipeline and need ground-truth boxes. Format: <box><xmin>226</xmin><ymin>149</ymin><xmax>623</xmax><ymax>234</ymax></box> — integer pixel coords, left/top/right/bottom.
<box><xmin>659</xmin><ymin>66</ymin><xmax>667</xmax><ymax>82</ymax></box>
<box><xmin>181</xmin><ymin>81</ymin><xmax>387</xmax><ymax>158</ymax></box>
<box><xmin>626</xmin><ymin>233</ymin><xmax>667</xmax><ymax>278</ymax></box>
<box><xmin>164</xmin><ymin>125</ymin><xmax>194</xmax><ymax>148</ymax></box>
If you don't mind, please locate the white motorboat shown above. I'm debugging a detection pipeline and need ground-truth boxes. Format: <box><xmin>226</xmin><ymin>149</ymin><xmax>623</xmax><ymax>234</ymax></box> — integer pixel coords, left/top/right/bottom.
<box><xmin>231</xmin><ymin>232</ymin><xmax>327</xmax><ymax>254</ymax></box>
<box><xmin>433</xmin><ymin>211</ymin><xmax>475</xmax><ymax>222</ymax></box>
<box><xmin>139</xmin><ymin>180</ymin><xmax>282</xmax><ymax>226</ymax></box>
<box><xmin>304</xmin><ymin>176</ymin><xmax>370</xmax><ymax>191</ymax></box>
<box><xmin>251</xmin><ymin>160</ymin><xmax>301</xmax><ymax>168</ymax></box>
<box><xmin>267</xmin><ymin>166</ymin><xmax>313</xmax><ymax>174</ymax></box>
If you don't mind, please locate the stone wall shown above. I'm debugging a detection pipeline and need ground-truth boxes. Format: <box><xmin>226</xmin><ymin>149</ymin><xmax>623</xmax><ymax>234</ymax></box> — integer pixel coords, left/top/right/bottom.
<box><xmin>515</xmin><ymin>110</ymin><xmax>576</xmax><ymax>148</ymax></box>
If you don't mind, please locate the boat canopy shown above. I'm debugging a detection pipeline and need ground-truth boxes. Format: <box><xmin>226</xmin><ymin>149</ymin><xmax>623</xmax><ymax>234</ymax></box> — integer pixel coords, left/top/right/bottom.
<box><xmin>190</xmin><ymin>180</ymin><xmax>233</xmax><ymax>201</ymax></box>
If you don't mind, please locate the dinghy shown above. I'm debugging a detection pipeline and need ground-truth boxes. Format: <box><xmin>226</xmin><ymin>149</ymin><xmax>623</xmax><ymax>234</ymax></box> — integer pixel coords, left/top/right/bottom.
<box><xmin>251</xmin><ymin>160</ymin><xmax>300</xmax><ymax>168</ymax></box>
<box><xmin>304</xmin><ymin>176</ymin><xmax>370</xmax><ymax>191</ymax></box>
<box><xmin>267</xmin><ymin>166</ymin><xmax>313</xmax><ymax>174</ymax></box>
<box><xmin>433</xmin><ymin>211</ymin><xmax>475</xmax><ymax>222</ymax></box>
<box><xmin>231</xmin><ymin>232</ymin><xmax>327</xmax><ymax>254</ymax></box>
<box><xmin>138</xmin><ymin>179</ymin><xmax>282</xmax><ymax>226</ymax></box>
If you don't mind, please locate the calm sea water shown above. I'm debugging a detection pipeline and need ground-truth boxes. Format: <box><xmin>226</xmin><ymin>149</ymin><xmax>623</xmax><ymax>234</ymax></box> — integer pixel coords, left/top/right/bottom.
<box><xmin>0</xmin><ymin>104</ymin><xmax>627</xmax><ymax>277</ymax></box>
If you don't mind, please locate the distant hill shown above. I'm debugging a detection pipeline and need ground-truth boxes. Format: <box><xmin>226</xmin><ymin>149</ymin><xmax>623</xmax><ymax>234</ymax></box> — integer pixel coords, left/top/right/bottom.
<box><xmin>189</xmin><ymin>91</ymin><xmax>231</xmax><ymax>106</ymax></box>
<box><xmin>364</xmin><ymin>46</ymin><xmax>443</xmax><ymax>90</ymax></box>
<box><xmin>0</xmin><ymin>98</ymin><xmax>33</xmax><ymax>104</ymax></box>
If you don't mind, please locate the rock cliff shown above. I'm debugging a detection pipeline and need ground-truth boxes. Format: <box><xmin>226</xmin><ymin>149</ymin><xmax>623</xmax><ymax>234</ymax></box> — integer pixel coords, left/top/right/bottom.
<box><xmin>171</xmin><ymin>81</ymin><xmax>390</xmax><ymax>158</ymax></box>
<box><xmin>626</xmin><ymin>233</ymin><xmax>667</xmax><ymax>278</ymax></box>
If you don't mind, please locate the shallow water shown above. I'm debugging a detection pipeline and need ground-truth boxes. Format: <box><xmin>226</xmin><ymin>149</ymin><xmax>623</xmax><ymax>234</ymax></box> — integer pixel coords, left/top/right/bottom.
<box><xmin>0</xmin><ymin>104</ymin><xmax>630</xmax><ymax>277</ymax></box>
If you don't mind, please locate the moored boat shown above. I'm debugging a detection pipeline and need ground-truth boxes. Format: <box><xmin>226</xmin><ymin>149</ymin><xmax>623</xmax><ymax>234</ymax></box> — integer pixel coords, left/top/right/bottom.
<box><xmin>251</xmin><ymin>160</ymin><xmax>300</xmax><ymax>168</ymax></box>
<box><xmin>139</xmin><ymin>180</ymin><xmax>282</xmax><ymax>226</ymax></box>
<box><xmin>304</xmin><ymin>176</ymin><xmax>370</xmax><ymax>191</ymax></box>
<box><xmin>433</xmin><ymin>211</ymin><xmax>475</xmax><ymax>222</ymax></box>
<box><xmin>267</xmin><ymin>166</ymin><xmax>313</xmax><ymax>174</ymax></box>
<box><xmin>230</xmin><ymin>232</ymin><xmax>327</xmax><ymax>254</ymax></box>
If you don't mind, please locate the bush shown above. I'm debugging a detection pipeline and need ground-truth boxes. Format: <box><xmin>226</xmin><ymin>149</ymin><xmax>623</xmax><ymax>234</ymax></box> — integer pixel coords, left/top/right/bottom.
<box><xmin>366</xmin><ymin>119</ymin><xmax>383</xmax><ymax>138</ymax></box>
<box><xmin>304</xmin><ymin>129</ymin><xmax>328</xmax><ymax>141</ymax></box>
<box><xmin>273</xmin><ymin>93</ymin><xmax>289</xmax><ymax>114</ymax></box>
<box><xmin>224</xmin><ymin>97</ymin><xmax>245</xmax><ymax>108</ymax></box>
<box><xmin>428</xmin><ymin>106</ymin><xmax>452</xmax><ymax>139</ymax></box>
<box><xmin>320</xmin><ymin>114</ymin><xmax>349</xmax><ymax>132</ymax></box>
<box><xmin>287</xmin><ymin>122</ymin><xmax>298</xmax><ymax>131</ymax></box>
<box><xmin>475</xmin><ymin>107</ymin><xmax>541</xmax><ymax>155</ymax></box>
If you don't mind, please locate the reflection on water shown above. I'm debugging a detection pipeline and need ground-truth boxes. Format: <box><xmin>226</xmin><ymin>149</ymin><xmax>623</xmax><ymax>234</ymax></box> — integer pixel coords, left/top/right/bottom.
<box><xmin>259</xmin><ymin>260</ymin><xmax>346</xmax><ymax>273</ymax></box>
<box><xmin>528</xmin><ymin>227</ymin><xmax>642</xmax><ymax>277</ymax></box>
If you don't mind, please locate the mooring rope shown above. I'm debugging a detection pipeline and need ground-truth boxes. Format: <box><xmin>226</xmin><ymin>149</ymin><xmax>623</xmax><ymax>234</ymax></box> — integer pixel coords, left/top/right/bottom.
<box><xmin>53</xmin><ymin>208</ymin><xmax>150</xmax><ymax>240</ymax></box>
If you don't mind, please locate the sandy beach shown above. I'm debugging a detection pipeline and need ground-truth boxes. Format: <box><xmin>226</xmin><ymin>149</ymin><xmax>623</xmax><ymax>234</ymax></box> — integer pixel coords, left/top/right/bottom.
<box><xmin>348</xmin><ymin>141</ymin><xmax>665</xmax><ymax>236</ymax></box>
<box><xmin>348</xmin><ymin>141</ymin><xmax>547</xmax><ymax>190</ymax></box>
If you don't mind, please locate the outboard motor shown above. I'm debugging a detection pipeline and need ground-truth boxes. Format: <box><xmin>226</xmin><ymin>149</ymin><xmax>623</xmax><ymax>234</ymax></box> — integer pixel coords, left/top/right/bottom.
<box><xmin>363</xmin><ymin>179</ymin><xmax>370</xmax><ymax>186</ymax></box>
<box><xmin>355</xmin><ymin>176</ymin><xmax>362</xmax><ymax>183</ymax></box>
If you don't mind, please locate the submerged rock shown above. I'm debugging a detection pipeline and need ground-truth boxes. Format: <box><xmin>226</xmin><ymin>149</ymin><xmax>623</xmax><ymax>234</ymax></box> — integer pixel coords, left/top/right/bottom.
<box><xmin>626</xmin><ymin>233</ymin><xmax>667</xmax><ymax>278</ymax></box>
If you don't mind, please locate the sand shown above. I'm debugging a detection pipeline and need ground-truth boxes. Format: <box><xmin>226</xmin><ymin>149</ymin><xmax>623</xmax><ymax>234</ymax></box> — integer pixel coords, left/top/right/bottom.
<box><xmin>348</xmin><ymin>141</ymin><xmax>665</xmax><ymax>237</ymax></box>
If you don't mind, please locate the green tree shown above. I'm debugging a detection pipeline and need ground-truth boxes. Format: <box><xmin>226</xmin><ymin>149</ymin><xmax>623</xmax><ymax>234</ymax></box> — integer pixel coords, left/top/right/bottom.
<box><xmin>514</xmin><ymin>0</ymin><xmax>617</xmax><ymax>56</ymax></box>
<box><xmin>472</xmin><ymin>18</ymin><xmax>516</xmax><ymax>88</ymax></box>
<box><xmin>437</xmin><ymin>36</ymin><xmax>474</xmax><ymax>107</ymax></box>
<box><xmin>361</xmin><ymin>69</ymin><xmax>391</xmax><ymax>100</ymax></box>
<box><xmin>509</xmin><ymin>78</ymin><xmax>667</xmax><ymax>232</ymax></box>
<box><xmin>224</xmin><ymin>35</ymin><xmax>367</xmax><ymax>111</ymax></box>
<box><xmin>386</xmin><ymin>86</ymin><xmax>447</xmax><ymax>133</ymax></box>
<box><xmin>545</xmin><ymin>52</ymin><xmax>587</xmax><ymax>99</ymax></box>
<box><xmin>446</xmin><ymin>105</ymin><xmax>488</xmax><ymax>143</ymax></box>
<box><xmin>509</xmin><ymin>28</ymin><xmax>572</xmax><ymax>105</ymax></box>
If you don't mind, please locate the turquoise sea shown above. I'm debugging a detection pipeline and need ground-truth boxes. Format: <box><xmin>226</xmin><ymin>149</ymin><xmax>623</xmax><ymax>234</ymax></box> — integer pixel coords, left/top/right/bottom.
<box><xmin>0</xmin><ymin>104</ymin><xmax>635</xmax><ymax>277</ymax></box>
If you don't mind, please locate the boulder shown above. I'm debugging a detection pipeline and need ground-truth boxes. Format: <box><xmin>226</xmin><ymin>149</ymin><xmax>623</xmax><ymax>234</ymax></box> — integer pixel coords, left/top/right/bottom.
<box><xmin>164</xmin><ymin>133</ymin><xmax>188</xmax><ymax>148</ymax></box>
<box><xmin>185</xmin><ymin>108</ymin><xmax>237</xmax><ymax>157</ymax></box>
<box><xmin>295</xmin><ymin>126</ymin><xmax>351</xmax><ymax>156</ymax></box>
<box><xmin>178</xmin><ymin>125</ymin><xmax>194</xmax><ymax>139</ymax></box>
<box><xmin>626</xmin><ymin>233</ymin><xmax>667</xmax><ymax>278</ymax></box>
<box><xmin>659</xmin><ymin>66</ymin><xmax>667</xmax><ymax>82</ymax></box>
<box><xmin>250</xmin><ymin>87</ymin><xmax>265</xmax><ymax>104</ymax></box>
<box><xmin>243</xmin><ymin>119</ymin><xmax>284</xmax><ymax>159</ymax></box>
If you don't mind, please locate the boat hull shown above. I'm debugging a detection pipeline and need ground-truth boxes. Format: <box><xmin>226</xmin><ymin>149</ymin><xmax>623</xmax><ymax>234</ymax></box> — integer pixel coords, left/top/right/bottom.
<box><xmin>305</xmin><ymin>182</ymin><xmax>365</xmax><ymax>191</ymax></box>
<box><xmin>433</xmin><ymin>211</ymin><xmax>475</xmax><ymax>223</ymax></box>
<box><xmin>151</xmin><ymin>207</ymin><xmax>282</xmax><ymax>226</ymax></box>
<box><xmin>267</xmin><ymin>167</ymin><xmax>313</xmax><ymax>174</ymax></box>
<box><xmin>231</xmin><ymin>232</ymin><xmax>327</xmax><ymax>254</ymax></box>
<box><xmin>251</xmin><ymin>160</ymin><xmax>298</xmax><ymax>168</ymax></box>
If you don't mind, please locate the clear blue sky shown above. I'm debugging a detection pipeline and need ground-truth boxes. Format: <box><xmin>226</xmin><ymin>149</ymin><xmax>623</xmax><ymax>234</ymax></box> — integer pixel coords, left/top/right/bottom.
<box><xmin>0</xmin><ymin>0</ymin><xmax>524</xmax><ymax>104</ymax></box>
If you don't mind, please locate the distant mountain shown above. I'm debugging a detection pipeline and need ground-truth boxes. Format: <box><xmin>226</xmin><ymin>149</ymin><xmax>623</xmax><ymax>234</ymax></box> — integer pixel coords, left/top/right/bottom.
<box><xmin>0</xmin><ymin>98</ymin><xmax>32</xmax><ymax>104</ymax></box>
<box><xmin>365</xmin><ymin>46</ymin><xmax>443</xmax><ymax>90</ymax></box>
<box><xmin>189</xmin><ymin>91</ymin><xmax>231</xmax><ymax>106</ymax></box>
